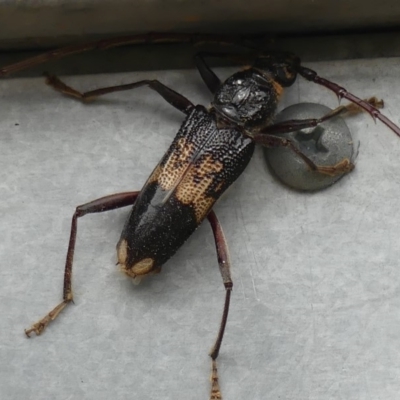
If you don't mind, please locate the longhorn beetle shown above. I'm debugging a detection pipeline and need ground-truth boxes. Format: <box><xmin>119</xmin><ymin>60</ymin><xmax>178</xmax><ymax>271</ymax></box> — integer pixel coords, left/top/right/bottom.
<box><xmin>2</xmin><ymin>33</ymin><xmax>400</xmax><ymax>400</ymax></box>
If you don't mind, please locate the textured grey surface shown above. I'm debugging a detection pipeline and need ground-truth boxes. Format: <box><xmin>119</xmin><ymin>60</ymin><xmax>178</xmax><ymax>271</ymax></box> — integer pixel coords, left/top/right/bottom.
<box><xmin>1</xmin><ymin>57</ymin><xmax>400</xmax><ymax>400</ymax></box>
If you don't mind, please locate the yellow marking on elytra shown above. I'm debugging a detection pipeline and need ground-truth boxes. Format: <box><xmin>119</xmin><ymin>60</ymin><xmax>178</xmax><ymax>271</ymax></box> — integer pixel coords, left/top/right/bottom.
<box><xmin>153</xmin><ymin>137</ymin><xmax>224</xmax><ymax>223</ymax></box>
<box><xmin>214</xmin><ymin>181</ymin><xmax>225</xmax><ymax>193</ymax></box>
<box><xmin>175</xmin><ymin>154</ymin><xmax>224</xmax><ymax>223</ymax></box>
<box><xmin>117</xmin><ymin>240</ymin><xmax>153</xmax><ymax>276</ymax></box>
<box><xmin>132</xmin><ymin>258</ymin><xmax>155</xmax><ymax>275</ymax></box>
<box><xmin>117</xmin><ymin>239</ymin><xmax>155</xmax><ymax>280</ymax></box>
<box><xmin>158</xmin><ymin>137</ymin><xmax>196</xmax><ymax>190</ymax></box>
<box><xmin>117</xmin><ymin>239</ymin><xmax>128</xmax><ymax>266</ymax></box>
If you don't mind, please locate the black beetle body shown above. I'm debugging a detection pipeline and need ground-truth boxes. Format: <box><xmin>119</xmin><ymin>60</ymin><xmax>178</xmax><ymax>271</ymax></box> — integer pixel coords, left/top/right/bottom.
<box><xmin>117</xmin><ymin>64</ymin><xmax>286</xmax><ymax>281</ymax></box>
<box><xmin>117</xmin><ymin>105</ymin><xmax>255</xmax><ymax>279</ymax></box>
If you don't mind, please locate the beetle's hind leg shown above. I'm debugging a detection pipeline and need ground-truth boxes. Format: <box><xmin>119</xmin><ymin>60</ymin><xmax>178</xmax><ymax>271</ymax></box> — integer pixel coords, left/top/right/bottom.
<box><xmin>205</xmin><ymin>211</ymin><xmax>234</xmax><ymax>400</ymax></box>
<box><xmin>25</xmin><ymin>191</ymin><xmax>139</xmax><ymax>337</ymax></box>
<box><xmin>253</xmin><ymin>97</ymin><xmax>384</xmax><ymax>177</ymax></box>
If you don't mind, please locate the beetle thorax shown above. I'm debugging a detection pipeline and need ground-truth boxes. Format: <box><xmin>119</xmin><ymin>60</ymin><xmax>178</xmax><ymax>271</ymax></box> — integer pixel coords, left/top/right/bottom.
<box><xmin>212</xmin><ymin>69</ymin><xmax>281</xmax><ymax>129</ymax></box>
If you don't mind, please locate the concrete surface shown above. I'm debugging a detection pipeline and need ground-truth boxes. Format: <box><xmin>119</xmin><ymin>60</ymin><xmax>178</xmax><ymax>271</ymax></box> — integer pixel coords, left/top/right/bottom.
<box><xmin>1</xmin><ymin>56</ymin><xmax>400</xmax><ymax>400</ymax></box>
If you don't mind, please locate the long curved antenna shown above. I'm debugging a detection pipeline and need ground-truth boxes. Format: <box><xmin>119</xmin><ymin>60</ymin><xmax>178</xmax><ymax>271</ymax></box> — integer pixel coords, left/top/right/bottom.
<box><xmin>0</xmin><ymin>32</ymin><xmax>267</xmax><ymax>77</ymax></box>
<box><xmin>297</xmin><ymin>65</ymin><xmax>400</xmax><ymax>138</ymax></box>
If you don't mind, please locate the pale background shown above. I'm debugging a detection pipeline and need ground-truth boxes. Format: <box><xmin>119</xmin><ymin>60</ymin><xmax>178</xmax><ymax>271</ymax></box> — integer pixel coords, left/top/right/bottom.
<box><xmin>1</xmin><ymin>55</ymin><xmax>400</xmax><ymax>399</ymax></box>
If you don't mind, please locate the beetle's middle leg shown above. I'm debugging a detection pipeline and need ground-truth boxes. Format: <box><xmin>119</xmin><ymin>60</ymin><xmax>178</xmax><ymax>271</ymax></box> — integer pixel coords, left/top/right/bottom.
<box><xmin>25</xmin><ymin>191</ymin><xmax>139</xmax><ymax>337</ymax></box>
<box><xmin>252</xmin><ymin>97</ymin><xmax>384</xmax><ymax>176</ymax></box>
<box><xmin>206</xmin><ymin>211</ymin><xmax>233</xmax><ymax>400</ymax></box>
<box><xmin>255</xmin><ymin>133</ymin><xmax>353</xmax><ymax>176</ymax></box>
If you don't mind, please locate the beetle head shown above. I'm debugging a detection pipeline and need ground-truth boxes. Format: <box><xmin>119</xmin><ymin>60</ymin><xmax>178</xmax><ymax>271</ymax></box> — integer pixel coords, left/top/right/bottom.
<box><xmin>253</xmin><ymin>52</ymin><xmax>300</xmax><ymax>87</ymax></box>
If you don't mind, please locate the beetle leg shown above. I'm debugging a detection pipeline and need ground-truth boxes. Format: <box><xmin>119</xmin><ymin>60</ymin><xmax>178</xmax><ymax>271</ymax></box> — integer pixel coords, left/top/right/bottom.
<box><xmin>209</xmin><ymin>359</ymin><xmax>222</xmax><ymax>400</ymax></box>
<box><xmin>25</xmin><ymin>191</ymin><xmax>139</xmax><ymax>337</ymax></box>
<box><xmin>251</xmin><ymin>98</ymin><xmax>385</xmax><ymax>176</ymax></box>
<box><xmin>45</xmin><ymin>74</ymin><xmax>194</xmax><ymax>114</ymax></box>
<box><xmin>195</xmin><ymin>53</ymin><xmax>222</xmax><ymax>94</ymax></box>
<box><xmin>333</xmin><ymin>96</ymin><xmax>384</xmax><ymax>116</ymax></box>
<box><xmin>207</xmin><ymin>210</ymin><xmax>232</xmax><ymax>358</ymax></box>
<box><xmin>206</xmin><ymin>211</ymin><xmax>233</xmax><ymax>400</ymax></box>
<box><xmin>298</xmin><ymin>65</ymin><xmax>400</xmax><ymax>138</ymax></box>
<box><xmin>253</xmin><ymin>133</ymin><xmax>354</xmax><ymax>176</ymax></box>
<box><xmin>195</xmin><ymin>52</ymin><xmax>254</xmax><ymax>94</ymax></box>
<box><xmin>260</xmin><ymin>96</ymin><xmax>384</xmax><ymax>136</ymax></box>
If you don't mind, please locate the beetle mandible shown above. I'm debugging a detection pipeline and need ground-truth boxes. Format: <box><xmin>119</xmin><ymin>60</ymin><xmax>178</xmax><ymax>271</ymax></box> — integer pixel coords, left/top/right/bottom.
<box><xmin>3</xmin><ymin>36</ymin><xmax>400</xmax><ymax>400</ymax></box>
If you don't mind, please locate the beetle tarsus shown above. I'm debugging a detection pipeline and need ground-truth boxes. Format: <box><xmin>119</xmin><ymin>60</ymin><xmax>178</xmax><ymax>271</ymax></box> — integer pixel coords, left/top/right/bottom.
<box><xmin>209</xmin><ymin>360</ymin><xmax>222</xmax><ymax>400</ymax></box>
<box><xmin>25</xmin><ymin>300</ymin><xmax>69</xmax><ymax>337</ymax></box>
<box><xmin>25</xmin><ymin>192</ymin><xmax>140</xmax><ymax>338</ymax></box>
<box><xmin>315</xmin><ymin>158</ymin><xmax>354</xmax><ymax>176</ymax></box>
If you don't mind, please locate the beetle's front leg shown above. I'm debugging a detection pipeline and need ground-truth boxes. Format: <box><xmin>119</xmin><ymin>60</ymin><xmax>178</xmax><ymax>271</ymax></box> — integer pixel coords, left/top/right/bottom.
<box><xmin>298</xmin><ymin>65</ymin><xmax>400</xmax><ymax>137</ymax></box>
<box><xmin>260</xmin><ymin>97</ymin><xmax>384</xmax><ymax>137</ymax></box>
<box><xmin>25</xmin><ymin>191</ymin><xmax>139</xmax><ymax>337</ymax></box>
<box><xmin>252</xmin><ymin>98</ymin><xmax>384</xmax><ymax>177</ymax></box>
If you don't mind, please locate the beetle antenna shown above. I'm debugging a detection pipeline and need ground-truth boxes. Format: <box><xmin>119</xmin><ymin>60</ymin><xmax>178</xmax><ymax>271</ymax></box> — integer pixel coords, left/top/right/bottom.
<box><xmin>297</xmin><ymin>65</ymin><xmax>400</xmax><ymax>138</ymax></box>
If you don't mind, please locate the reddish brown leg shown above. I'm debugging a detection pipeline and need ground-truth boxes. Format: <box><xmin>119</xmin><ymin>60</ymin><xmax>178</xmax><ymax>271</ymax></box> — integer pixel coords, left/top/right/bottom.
<box><xmin>206</xmin><ymin>211</ymin><xmax>233</xmax><ymax>400</ymax></box>
<box><xmin>260</xmin><ymin>97</ymin><xmax>383</xmax><ymax>136</ymax></box>
<box><xmin>195</xmin><ymin>52</ymin><xmax>255</xmax><ymax>94</ymax></box>
<box><xmin>252</xmin><ymin>98</ymin><xmax>384</xmax><ymax>177</ymax></box>
<box><xmin>253</xmin><ymin>134</ymin><xmax>353</xmax><ymax>177</ymax></box>
<box><xmin>298</xmin><ymin>66</ymin><xmax>400</xmax><ymax>138</ymax></box>
<box><xmin>25</xmin><ymin>191</ymin><xmax>139</xmax><ymax>337</ymax></box>
<box><xmin>45</xmin><ymin>74</ymin><xmax>194</xmax><ymax>114</ymax></box>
